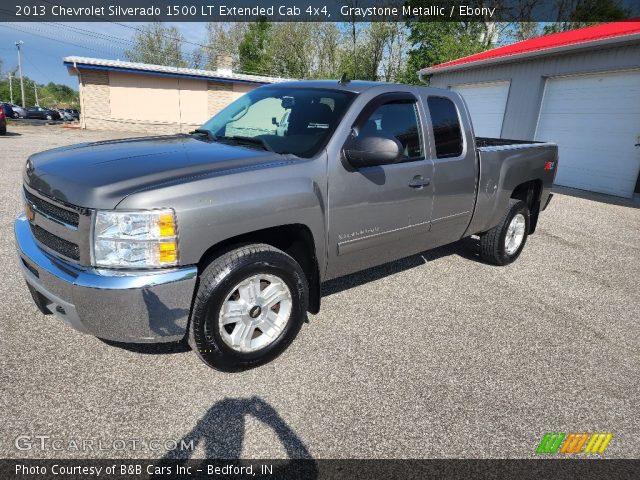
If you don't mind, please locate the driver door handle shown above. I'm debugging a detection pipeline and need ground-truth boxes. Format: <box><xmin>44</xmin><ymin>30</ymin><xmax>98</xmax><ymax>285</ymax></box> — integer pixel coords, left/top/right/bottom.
<box><xmin>408</xmin><ymin>175</ymin><xmax>430</xmax><ymax>188</ymax></box>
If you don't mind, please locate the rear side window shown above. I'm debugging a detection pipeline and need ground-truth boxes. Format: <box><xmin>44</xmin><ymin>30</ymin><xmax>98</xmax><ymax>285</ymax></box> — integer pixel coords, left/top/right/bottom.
<box><xmin>427</xmin><ymin>97</ymin><xmax>463</xmax><ymax>158</ymax></box>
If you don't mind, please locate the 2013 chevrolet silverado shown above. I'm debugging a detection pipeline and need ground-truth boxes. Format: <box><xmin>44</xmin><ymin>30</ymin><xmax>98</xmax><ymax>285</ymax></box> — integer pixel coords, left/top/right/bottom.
<box><xmin>15</xmin><ymin>80</ymin><xmax>558</xmax><ymax>371</ymax></box>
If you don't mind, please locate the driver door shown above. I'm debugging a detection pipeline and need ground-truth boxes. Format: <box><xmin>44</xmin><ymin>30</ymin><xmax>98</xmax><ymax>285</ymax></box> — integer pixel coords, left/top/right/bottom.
<box><xmin>326</xmin><ymin>93</ymin><xmax>434</xmax><ymax>279</ymax></box>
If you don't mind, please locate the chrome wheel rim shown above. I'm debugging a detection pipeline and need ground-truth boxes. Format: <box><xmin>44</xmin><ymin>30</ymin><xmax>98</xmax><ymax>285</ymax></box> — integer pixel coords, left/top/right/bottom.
<box><xmin>505</xmin><ymin>213</ymin><xmax>526</xmax><ymax>256</ymax></box>
<box><xmin>218</xmin><ymin>274</ymin><xmax>292</xmax><ymax>353</ymax></box>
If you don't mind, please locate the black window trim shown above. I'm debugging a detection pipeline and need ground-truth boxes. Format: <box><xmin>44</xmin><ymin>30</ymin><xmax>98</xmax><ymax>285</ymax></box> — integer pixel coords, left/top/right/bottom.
<box><xmin>426</xmin><ymin>95</ymin><xmax>465</xmax><ymax>160</ymax></box>
<box><xmin>352</xmin><ymin>92</ymin><xmax>426</xmax><ymax>163</ymax></box>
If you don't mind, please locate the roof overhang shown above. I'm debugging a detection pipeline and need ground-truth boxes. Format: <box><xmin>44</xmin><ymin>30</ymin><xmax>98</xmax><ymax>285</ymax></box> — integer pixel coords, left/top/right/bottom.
<box><xmin>63</xmin><ymin>56</ymin><xmax>288</xmax><ymax>85</ymax></box>
<box><xmin>419</xmin><ymin>30</ymin><xmax>640</xmax><ymax>78</ymax></box>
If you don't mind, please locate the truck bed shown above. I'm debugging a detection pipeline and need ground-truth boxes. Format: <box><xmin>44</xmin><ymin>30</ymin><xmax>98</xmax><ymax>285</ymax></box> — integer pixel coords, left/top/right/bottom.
<box><xmin>475</xmin><ymin>137</ymin><xmax>544</xmax><ymax>148</ymax></box>
<box><xmin>464</xmin><ymin>137</ymin><xmax>558</xmax><ymax>237</ymax></box>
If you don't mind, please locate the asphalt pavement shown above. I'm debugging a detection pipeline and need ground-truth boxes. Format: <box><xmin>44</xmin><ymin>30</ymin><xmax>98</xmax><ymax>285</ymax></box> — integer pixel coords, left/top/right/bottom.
<box><xmin>1</xmin><ymin>125</ymin><xmax>638</xmax><ymax>460</ymax></box>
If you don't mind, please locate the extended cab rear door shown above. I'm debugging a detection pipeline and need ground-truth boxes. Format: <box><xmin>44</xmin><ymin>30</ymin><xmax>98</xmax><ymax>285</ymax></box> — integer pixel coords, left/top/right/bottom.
<box><xmin>419</xmin><ymin>92</ymin><xmax>477</xmax><ymax>247</ymax></box>
<box><xmin>325</xmin><ymin>91</ymin><xmax>435</xmax><ymax>279</ymax></box>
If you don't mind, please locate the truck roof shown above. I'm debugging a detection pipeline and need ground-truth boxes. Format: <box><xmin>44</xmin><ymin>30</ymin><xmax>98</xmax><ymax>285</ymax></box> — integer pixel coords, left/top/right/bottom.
<box><xmin>262</xmin><ymin>79</ymin><xmax>388</xmax><ymax>93</ymax></box>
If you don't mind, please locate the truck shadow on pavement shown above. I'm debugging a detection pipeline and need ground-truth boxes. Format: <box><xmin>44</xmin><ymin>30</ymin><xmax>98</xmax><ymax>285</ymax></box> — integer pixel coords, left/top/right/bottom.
<box><xmin>151</xmin><ymin>396</ymin><xmax>318</xmax><ymax>480</ymax></box>
<box><xmin>322</xmin><ymin>236</ymin><xmax>481</xmax><ymax>297</ymax></box>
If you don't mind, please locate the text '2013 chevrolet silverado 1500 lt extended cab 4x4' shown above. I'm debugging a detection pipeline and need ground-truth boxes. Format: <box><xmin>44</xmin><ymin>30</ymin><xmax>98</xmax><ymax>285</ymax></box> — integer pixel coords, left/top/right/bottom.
<box><xmin>15</xmin><ymin>80</ymin><xmax>558</xmax><ymax>371</ymax></box>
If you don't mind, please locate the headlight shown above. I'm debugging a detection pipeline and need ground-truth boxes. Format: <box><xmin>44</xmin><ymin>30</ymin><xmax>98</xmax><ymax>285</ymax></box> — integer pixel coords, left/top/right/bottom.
<box><xmin>93</xmin><ymin>209</ymin><xmax>178</xmax><ymax>268</ymax></box>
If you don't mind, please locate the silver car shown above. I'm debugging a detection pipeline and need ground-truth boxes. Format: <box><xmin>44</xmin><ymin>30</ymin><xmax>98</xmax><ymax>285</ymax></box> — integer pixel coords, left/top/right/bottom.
<box><xmin>9</xmin><ymin>104</ymin><xmax>27</xmax><ymax>118</ymax></box>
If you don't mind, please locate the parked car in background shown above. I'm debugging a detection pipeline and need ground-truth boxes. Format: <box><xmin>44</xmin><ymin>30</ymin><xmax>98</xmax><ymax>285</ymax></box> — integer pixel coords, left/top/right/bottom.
<box><xmin>1</xmin><ymin>103</ymin><xmax>16</xmax><ymax>119</ymax></box>
<box><xmin>25</xmin><ymin>107</ymin><xmax>60</xmax><ymax>120</ymax></box>
<box><xmin>64</xmin><ymin>108</ymin><xmax>80</xmax><ymax>120</ymax></box>
<box><xmin>10</xmin><ymin>104</ymin><xmax>27</xmax><ymax>118</ymax></box>
<box><xmin>56</xmin><ymin>109</ymin><xmax>74</xmax><ymax>121</ymax></box>
<box><xmin>0</xmin><ymin>107</ymin><xmax>6</xmax><ymax>134</ymax></box>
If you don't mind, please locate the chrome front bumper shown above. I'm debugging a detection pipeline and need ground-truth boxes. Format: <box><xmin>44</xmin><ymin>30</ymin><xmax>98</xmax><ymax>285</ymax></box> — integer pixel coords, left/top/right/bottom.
<box><xmin>14</xmin><ymin>215</ymin><xmax>198</xmax><ymax>343</ymax></box>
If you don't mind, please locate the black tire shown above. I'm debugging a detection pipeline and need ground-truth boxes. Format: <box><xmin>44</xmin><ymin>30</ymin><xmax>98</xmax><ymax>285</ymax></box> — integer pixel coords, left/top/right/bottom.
<box><xmin>0</xmin><ymin>126</ymin><xmax>5</xmax><ymax>135</ymax></box>
<box><xmin>189</xmin><ymin>244</ymin><xmax>308</xmax><ymax>371</ymax></box>
<box><xmin>480</xmin><ymin>199</ymin><xmax>530</xmax><ymax>266</ymax></box>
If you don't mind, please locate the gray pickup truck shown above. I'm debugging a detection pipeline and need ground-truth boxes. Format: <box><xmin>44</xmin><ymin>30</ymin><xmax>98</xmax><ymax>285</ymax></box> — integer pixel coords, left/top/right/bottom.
<box><xmin>15</xmin><ymin>80</ymin><xmax>557</xmax><ymax>371</ymax></box>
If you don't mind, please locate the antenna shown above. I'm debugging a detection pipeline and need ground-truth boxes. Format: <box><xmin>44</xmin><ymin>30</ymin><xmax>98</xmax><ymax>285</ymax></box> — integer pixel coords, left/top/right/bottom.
<box><xmin>339</xmin><ymin>73</ymin><xmax>350</xmax><ymax>85</ymax></box>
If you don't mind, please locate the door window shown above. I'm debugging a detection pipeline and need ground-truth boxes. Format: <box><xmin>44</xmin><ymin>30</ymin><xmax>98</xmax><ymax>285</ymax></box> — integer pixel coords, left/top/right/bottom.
<box><xmin>358</xmin><ymin>101</ymin><xmax>424</xmax><ymax>160</ymax></box>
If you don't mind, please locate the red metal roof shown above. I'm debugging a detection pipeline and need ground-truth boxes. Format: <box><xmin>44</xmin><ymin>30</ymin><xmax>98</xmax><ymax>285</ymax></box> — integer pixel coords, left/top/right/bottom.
<box><xmin>421</xmin><ymin>21</ymin><xmax>640</xmax><ymax>75</ymax></box>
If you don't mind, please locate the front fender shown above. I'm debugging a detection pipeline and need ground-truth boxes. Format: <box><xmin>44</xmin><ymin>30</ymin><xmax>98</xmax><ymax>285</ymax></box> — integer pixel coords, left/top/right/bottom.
<box><xmin>117</xmin><ymin>157</ymin><xmax>328</xmax><ymax>275</ymax></box>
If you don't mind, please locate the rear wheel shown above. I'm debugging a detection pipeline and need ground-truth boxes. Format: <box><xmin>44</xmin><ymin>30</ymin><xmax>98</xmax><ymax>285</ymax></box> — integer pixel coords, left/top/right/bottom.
<box><xmin>189</xmin><ymin>244</ymin><xmax>308</xmax><ymax>371</ymax></box>
<box><xmin>480</xmin><ymin>199</ymin><xmax>530</xmax><ymax>265</ymax></box>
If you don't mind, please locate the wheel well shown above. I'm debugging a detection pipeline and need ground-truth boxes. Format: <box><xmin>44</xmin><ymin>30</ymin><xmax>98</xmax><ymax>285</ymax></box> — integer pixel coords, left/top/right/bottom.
<box><xmin>198</xmin><ymin>224</ymin><xmax>321</xmax><ymax>314</ymax></box>
<box><xmin>511</xmin><ymin>180</ymin><xmax>542</xmax><ymax>234</ymax></box>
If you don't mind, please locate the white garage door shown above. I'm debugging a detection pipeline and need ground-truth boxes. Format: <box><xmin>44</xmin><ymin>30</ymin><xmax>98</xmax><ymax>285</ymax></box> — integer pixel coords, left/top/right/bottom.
<box><xmin>535</xmin><ymin>70</ymin><xmax>640</xmax><ymax>198</ymax></box>
<box><xmin>451</xmin><ymin>81</ymin><xmax>510</xmax><ymax>137</ymax></box>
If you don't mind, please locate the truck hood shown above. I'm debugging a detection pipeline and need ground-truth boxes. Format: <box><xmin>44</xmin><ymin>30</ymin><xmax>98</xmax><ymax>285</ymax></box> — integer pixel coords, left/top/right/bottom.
<box><xmin>23</xmin><ymin>134</ymin><xmax>287</xmax><ymax>209</ymax></box>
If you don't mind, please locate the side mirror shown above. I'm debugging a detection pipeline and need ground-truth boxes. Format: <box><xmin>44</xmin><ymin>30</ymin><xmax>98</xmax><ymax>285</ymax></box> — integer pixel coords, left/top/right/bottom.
<box><xmin>271</xmin><ymin>117</ymin><xmax>279</xmax><ymax>126</ymax></box>
<box><xmin>343</xmin><ymin>135</ymin><xmax>402</xmax><ymax>168</ymax></box>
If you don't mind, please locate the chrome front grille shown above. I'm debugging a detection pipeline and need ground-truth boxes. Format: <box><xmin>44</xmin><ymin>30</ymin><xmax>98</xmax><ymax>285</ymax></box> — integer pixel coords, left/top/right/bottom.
<box><xmin>29</xmin><ymin>224</ymin><xmax>80</xmax><ymax>260</ymax></box>
<box><xmin>24</xmin><ymin>189</ymin><xmax>80</xmax><ymax>227</ymax></box>
<box><xmin>23</xmin><ymin>187</ymin><xmax>91</xmax><ymax>265</ymax></box>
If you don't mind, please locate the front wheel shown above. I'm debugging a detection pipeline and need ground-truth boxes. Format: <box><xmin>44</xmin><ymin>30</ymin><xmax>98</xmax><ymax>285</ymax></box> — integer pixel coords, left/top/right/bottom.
<box><xmin>45</xmin><ymin>114</ymin><xmax>52</xmax><ymax>120</ymax></box>
<box><xmin>189</xmin><ymin>244</ymin><xmax>308</xmax><ymax>371</ymax></box>
<box><xmin>479</xmin><ymin>199</ymin><xmax>530</xmax><ymax>265</ymax></box>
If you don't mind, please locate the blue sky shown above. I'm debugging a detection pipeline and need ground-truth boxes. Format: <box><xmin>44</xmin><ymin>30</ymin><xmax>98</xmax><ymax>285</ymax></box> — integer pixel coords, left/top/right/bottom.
<box><xmin>0</xmin><ymin>22</ymin><xmax>208</xmax><ymax>89</ymax></box>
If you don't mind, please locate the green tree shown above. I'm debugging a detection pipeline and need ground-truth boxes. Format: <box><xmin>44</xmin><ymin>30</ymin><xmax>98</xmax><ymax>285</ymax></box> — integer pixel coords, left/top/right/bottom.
<box><xmin>238</xmin><ymin>18</ymin><xmax>272</xmax><ymax>74</ymax></box>
<box><xmin>401</xmin><ymin>22</ymin><xmax>489</xmax><ymax>84</ymax></box>
<box><xmin>267</xmin><ymin>23</ymin><xmax>342</xmax><ymax>79</ymax></box>
<box><xmin>335</xmin><ymin>21</ymin><xmax>409</xmax><ymax>82</ymax></box>
<box><xmin>125</xmin><ymin>22</ymin><xmax>187</xmax><ymax>67</ymax></box>
<box><xmin>544</xmin><ymin>0</ymin><xmax>629</xmax><ymax>34</ymax></box>
<box><xmin>0</xmin><ymin>76</ymin><xmax>79</xmax><ymax>108</ymax></box>
<box><xmin>199</xmin><ymin>22</ymin><xmax>248</xmax><ymax>71</ymax></box>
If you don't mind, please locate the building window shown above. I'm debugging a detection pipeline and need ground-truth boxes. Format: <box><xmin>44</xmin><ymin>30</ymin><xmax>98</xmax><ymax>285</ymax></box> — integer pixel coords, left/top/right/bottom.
<box><xmin>427</xmin><ymin>97</ymin><xmax>463</xmax><ymax>158</ymax></box>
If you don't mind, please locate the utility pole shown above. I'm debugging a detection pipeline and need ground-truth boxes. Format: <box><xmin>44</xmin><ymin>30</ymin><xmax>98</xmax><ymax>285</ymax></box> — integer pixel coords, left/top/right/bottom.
<box><xmin>8</xmin><ymin>73</ymin><xmax>13</xmax><ymax>104</ymax></box>
<box><xmin>15</xmin><ymin>41</ymin><xmax>26</xmax><ymax>108</ymax></box>
<box><xmin>34</xmin><ymin>81</ymin><xmax>39</xmax><ymax>106</ymax></box>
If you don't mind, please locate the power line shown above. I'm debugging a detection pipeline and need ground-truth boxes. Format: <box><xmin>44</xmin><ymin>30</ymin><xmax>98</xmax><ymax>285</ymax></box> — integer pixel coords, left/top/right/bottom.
<box><xmin>3</xmin><ymin>19</ymin><xmax>290</xmax><ymax>79</ymax></box>
<box><xmin>43</xmin><ymin>22</ymin><xmax>138</xmax><ymax>48</ymax></box>
<box><xmin>0</xmin><ymin>24</ymin><xmax>127</xmax><ymax>57</ymax></box>
<box><xmin>20</xmin><ymin>48</ymin><xmax>49</xmax><ymax>80</ymax></box>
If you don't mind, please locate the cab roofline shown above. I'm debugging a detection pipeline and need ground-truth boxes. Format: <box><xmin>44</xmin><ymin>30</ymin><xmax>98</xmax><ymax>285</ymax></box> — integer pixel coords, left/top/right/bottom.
<box><xmin>260</xmin><ymin>80</ymin><xmax>386</xmax><ymax>93</ymax></box>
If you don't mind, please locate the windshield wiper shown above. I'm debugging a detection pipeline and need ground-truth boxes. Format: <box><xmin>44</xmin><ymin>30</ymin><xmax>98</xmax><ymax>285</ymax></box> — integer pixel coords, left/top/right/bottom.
<box><xmin>190</xmin><ymin>129</ymin><xmax>217</xmax><ymax>141</ymax></box>
<box><xmin>218</xmin><ymin>135</ymin><xmax>273</xmax><ymax>152</ymax></box>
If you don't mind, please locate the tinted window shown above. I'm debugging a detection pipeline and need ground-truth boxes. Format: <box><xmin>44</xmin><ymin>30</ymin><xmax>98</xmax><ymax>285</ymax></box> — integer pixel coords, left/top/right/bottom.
<box><xmin>359</xmin><ymin>101</ymin><xmax>423</xmax><ymax>159</ymax></box>
<box><xmin>427</xmin><ymin>97</ymin><xmax>463</xmax><ymax>158</ymax></box>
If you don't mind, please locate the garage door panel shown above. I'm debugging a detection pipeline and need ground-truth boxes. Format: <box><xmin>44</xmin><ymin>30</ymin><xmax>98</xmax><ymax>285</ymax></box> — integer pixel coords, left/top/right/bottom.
<box><xmin>451</xmin><ymin>81</ymin><xmax>510</xmax><ymax>138</ymax></box>
<box><xmin>536</xmin><ymin>70</ymin><xmax>640</xmax><ymax>198</ymax></box>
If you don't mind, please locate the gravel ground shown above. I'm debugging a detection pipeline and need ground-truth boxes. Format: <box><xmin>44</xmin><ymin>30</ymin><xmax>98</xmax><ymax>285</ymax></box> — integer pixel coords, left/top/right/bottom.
<box><xmin>1</xmin><ymin>125</ymin><xmax>638</xmax><ymax>460</ymax></box>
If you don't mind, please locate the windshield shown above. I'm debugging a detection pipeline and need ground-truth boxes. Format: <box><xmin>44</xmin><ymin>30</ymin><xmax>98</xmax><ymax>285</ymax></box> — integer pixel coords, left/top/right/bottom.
<box><xmin>198</xmin><ymin>87</ymin><xmax>356</xmax><ymax>158</ymax></box>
